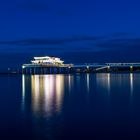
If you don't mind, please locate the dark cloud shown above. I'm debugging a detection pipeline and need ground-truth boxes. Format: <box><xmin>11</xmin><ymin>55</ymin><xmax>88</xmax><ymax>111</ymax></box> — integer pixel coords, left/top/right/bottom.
<box><xmin>62</xmin><ymin>49</ymin><xmax>140</xmax><ymax>63</ymax></box>
<box><xmin>0</xmin><ymin>36</ymin><xmax>101</xmax><ymax>46</ymax></box>
<box><xmin>111</xmin><ymin>32</ymin><xmax>134</xmax><ymax>37</ymax></box>
<box><xmin>1</xmin><ymin>34</ymin><xmax>140</xmax><ymax>71</ymax></box>
<box><xmin>0</xmin><ymin>34</ymin><xmax>140</xmax><ymax>54</ymax></box>
<box><xmin>59</xmin><ymin>35</ymin><xmax>140</xmax><ymax>62</ymax></box>
<box><xmin>0</xmin><ymin>39</ymin><xmax>62</xmax><ymax>45</ymax></box>
<box><xmin>1</xmin><ymin>35</ymin><xmax>140</xmax><ymax>56</ymax></box>
<box><xmin>96</xmin><ymin>38</ymin><xmax>140</xmax><ymax>50</ymax></box>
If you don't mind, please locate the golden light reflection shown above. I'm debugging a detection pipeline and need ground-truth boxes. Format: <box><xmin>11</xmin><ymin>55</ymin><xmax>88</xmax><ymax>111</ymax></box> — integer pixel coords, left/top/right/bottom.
<box><xmin>31</xmin><ymin>75</ymin><xmax>65</xmax><ymax>116</ymax></box>
<box><xmin>22</xmin><ymin>75</ymin><xmax>25</xmax><ymax>111</ymax></box>
<box><xmin>68</xmin><ymin>74</ymin><xmax>74</xmax><ymax>92</ymax></box>
<box><xmin>31</xmin><ymin>75</ymin><xmax>40</xmax><ymax>112</ymax></box>
<box><xmin>55</xmin><ymin>75</ymin><xmax>64</xmax><ymax>112</ymax></box>
<box><xmin>107</xmin><ymin>73</ymin><xmax>110</xmax><ymax>93</ymax></box>
<box><xmin>130</xmin><ymin>73</ymin><xmax>133</xmax><ymax>95</ymax></box>
<box><xmin>86</xmin><ymin>74</ymin><xmax>90</xmax><ymax>92</ymax></box>
<box><xmin>21</xmin><ymin>74</ymin><xmax>65</xmax><ymax>117</ymax></box>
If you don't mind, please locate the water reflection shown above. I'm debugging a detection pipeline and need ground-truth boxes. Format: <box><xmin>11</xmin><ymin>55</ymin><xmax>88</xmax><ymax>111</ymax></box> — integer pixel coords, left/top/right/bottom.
<box><xmin>130</xmin><ymin>73</ymin><xmax>134</xmax><ymax>95</ymax></box>
<box><xmin>22</xmin><ymin>73</ymin><xmax>135</xmax><ymax>117</ymax></box>
<box><xmin>22</xmin><ymin>75</ymin><xmax>65</xmax><ymax>117</ymax></box>
<box><xmin>68</xmin><ymin>74</ymin><xmax>74</xmax><ymax>92</ymax></box>
<box><xmin>86</xmin><ymin>74</ymin><xmax>90</xmax><ymax>92</ymax></box>
<box><xmin>21</xmin><ymin>75</ymin><xmax>25</xmax><ymax>111</ymax></box>
<box><xmin>96</xmin><ymin>73</ymin><xmax>111</xmax><ymax>94</ymax></box>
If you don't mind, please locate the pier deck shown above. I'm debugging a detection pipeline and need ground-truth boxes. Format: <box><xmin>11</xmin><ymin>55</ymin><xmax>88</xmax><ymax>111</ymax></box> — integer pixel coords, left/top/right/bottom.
<box><xmin>22</xmin><ymin>63</ymin><xmax>140</xmax><ymax>74</ymax></box>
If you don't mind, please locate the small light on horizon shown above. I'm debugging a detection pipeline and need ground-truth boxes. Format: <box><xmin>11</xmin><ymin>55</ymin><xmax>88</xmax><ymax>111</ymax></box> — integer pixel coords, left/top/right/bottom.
<box><xmin>22</xmin><ymin>66</ymin><xmax>25</xmax><ymax>69</ymax></box>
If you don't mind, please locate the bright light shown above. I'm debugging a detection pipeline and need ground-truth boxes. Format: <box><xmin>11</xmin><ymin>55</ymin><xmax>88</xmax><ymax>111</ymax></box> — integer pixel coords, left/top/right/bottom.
<box><xmin>34</xmin><ymin>56</ymin><xmax>50</xmax><ymax>60</ymax></box>
<box><xmin>107</xmin><ymin>66</ymin><xmax>110</xmax><ymax>69</ymax></box>
<box><xmin>32</xmin><ymin>56</ymin><xmax>64</xmax><ymax>65</ymax></box>
<box><xmin>30</xmin><ymin>75</ymin><xmax>64</xmax><ymax>116</ymax></box>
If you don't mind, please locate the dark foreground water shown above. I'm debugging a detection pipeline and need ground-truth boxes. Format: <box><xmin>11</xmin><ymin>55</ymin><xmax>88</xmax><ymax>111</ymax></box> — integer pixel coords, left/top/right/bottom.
<box><xmin>0</xmin><ymin>73</ymin><xmax>140</xmax><ymax>140</ymax></box>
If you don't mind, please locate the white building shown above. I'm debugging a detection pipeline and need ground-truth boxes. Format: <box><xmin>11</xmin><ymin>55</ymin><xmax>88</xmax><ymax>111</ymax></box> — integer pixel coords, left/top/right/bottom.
<box><xmin>31</xmin><ymin>56</ymin><xmax>64</xmax><ymax>66</ymax></box>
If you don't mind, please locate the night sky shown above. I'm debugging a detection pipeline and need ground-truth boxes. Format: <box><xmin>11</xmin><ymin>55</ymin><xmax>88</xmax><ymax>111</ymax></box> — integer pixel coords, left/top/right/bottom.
<box><xmin>0</xmin><ymin>0</ymin><xmax>140</xmax><ymax>71</ymax></box>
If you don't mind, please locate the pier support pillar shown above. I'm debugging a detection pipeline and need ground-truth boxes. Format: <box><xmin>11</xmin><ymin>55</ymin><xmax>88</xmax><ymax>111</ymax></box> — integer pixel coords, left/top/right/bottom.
<box><xmin>56</xmin><ymin>68</ymin><xmax>60</xmax><ymax>74</ymax></box>
<box><xmin>48</xmin><ymin>68</ymin><xmax>50</xmax><ymax>74</ymax></box>
<box><xmin>69</xmin><ymin>67</ymin><xmax>72</xmax><ymax>73</ymax></box>
<box><xmin>22</xmin><ymin>68</ymin><xmax>25</xmax><ymax>74</ymax></box>
<box><xmin>30</xmin><ymin>68</ymin><xmax>32</xmax><ymax>74</ymax></box>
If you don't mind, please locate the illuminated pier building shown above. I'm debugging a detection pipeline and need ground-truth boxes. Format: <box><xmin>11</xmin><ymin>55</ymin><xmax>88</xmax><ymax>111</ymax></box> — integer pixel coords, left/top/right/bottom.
<box><xmin>31</xmin><ymin>56</ymin><xmax>64</xmax><ymax>66</ymax></box>
<box><xmin>22</xmin><ymin>56</ymin><xmax>73</xmax><ymax>74</ymax></box>
<box><xmin>22</xmin><ymin>56</ymin><xmax>140</xmax><ymax>74</ymax></box>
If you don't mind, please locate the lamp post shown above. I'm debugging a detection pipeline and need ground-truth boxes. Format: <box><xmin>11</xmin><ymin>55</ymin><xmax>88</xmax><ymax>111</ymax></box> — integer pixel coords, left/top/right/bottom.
<box><xmin>130</xmin><ymin>66</ymin><xmax>133</xmax><ymax>73</ymax></box>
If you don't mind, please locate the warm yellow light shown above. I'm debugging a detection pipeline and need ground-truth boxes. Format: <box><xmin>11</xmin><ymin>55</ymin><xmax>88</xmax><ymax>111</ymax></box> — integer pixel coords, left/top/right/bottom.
<box><xmin>30</xmin><ymin>75</ymin><xmax>64</xmax><ymax>117</ymax></box>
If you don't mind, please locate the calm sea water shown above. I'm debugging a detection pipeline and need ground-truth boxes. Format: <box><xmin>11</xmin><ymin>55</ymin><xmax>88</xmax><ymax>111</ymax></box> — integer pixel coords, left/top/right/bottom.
<box><xmin>0</xmin><ymin>73</ymin><xmax>140</xmax><ymax>140</ymax></box>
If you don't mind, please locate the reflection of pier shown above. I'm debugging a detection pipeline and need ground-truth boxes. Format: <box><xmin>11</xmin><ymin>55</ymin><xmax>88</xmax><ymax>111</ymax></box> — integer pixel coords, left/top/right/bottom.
<box><xmin>130</xmin><ymin>73</ymin><xmax>133</xmax><ymax>95</ymax></box>
<box><xmin>22</xmin><ymin>75</ymin><xmax>65</xmax><ymax>116</ymax></box>
<box><xmin>22</xmin><ymin>62</ymin><xmax>140</xmax><ymax>74</ymax></box>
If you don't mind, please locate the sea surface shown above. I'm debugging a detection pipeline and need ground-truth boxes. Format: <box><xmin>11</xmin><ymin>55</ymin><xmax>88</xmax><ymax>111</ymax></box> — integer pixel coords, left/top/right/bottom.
<box><xmin>0</xmin><ymin>73</ymin><xmax>140</xmax><ymax>140</ymax></box>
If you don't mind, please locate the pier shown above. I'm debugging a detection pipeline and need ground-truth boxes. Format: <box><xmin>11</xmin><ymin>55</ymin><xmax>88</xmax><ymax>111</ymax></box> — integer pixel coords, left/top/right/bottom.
<box><xmin>22</xmin><ymin>63</ymin><xmax>140</xmax><ymax>74</ymax></box>
<box><xmin>22</xmin><ymin>56</ymin><xmax>140</xmax><ymax>74</ymax></box>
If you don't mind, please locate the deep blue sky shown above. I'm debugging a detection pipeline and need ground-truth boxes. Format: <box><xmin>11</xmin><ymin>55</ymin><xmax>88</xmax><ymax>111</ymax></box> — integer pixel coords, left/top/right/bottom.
<box><xmin>1</xmin><ymin>0</ymin><xmax>140</xmax><ymax>71</ymax></box>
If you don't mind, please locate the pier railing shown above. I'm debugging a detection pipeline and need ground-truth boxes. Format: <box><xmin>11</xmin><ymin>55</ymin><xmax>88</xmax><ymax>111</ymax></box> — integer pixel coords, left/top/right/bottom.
<box><xmin>22</xmin><ymin>63</ymin><xmax>140</xmax><ymax>74</ymax></box>
<box><xmin>22</xmin><ymin>63</ymin><xmax>74</xmax><ymax>68</ymax></box>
